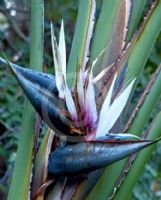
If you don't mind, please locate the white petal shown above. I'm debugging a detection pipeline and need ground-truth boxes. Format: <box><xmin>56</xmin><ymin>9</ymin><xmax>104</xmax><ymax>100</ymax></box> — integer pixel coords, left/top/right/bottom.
<box><xmin>102</xmin><ymin>73</ymin><xmax>117</xmax><ymax>110</ymax></box>
<box><xmin>51</xmin><ymin>23</ymin><xmax>65</xmax><ymax>98</ymax></box>
<box><xmin>59</xmin><ymin>19</ymin><xmax>66</xmax><ymax>81</ymax></box>
<box><xmin>92</xmin><ymin>63</ymin><xmax>113</xmax><ymax>84</ymax></box>
<box><xmin>77</xmin><ymin>69</ymin><xmax>85</xmax><ymax>111</ymax></box>
<box><xmin>96</xmin><ymin>74</ymin><xmax>117</xmax><ymax>137</ymax></box>
<box><xmin>92</xmin><ymin>47</ymin><xmax>108</xmax><ymax>70</ymax></box>
<box><xmin>51</xmin><ymin>22</ymin><xmax>78</xmax><ymax>120</ymax></box>
<box><xmin>85</xmin><ymin>71</ymin><xmax>97</xmax><ymax>126</ymax></box>
<box><xmin>96</xmin><ymin>78</ymin><xmax>135</xmax><ymax>138</ymax></box>
<box><xmin>65</xmin><ymin>85</ymin><xmax>78</xmax><ymax>121</ymax></box>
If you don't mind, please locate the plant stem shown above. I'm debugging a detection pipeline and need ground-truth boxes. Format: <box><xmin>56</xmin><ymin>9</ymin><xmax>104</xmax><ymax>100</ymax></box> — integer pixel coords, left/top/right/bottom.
<box><xmin>7</xmin><ymin>1</ymin><xmax>44</xmax><ymax>199</ymax></box>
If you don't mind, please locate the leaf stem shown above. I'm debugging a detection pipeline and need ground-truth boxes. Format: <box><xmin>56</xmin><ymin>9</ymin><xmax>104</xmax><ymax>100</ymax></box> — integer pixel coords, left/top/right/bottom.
<box><xmin>7</xmin><ymin>1</ymin><xmax>44</xmax><ymax>199</ymax></box>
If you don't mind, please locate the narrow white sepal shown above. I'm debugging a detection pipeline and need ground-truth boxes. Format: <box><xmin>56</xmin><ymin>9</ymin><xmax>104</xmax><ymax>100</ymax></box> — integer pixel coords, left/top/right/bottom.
<box><xmin>51</xmin><ymin>22</ymin><xmax>78</xmax><ymax>121</ymax></box>
<box><xmin>65</xmin><ymin>85</ymin><xmax>78</xmax><ymax>121</ymax></box>
<box><xmin>96</xmin><ymin>74</ymin><xmax>117</xmax><ymax>137</ymax></box>
<box><xmin>77</xmin><ymin>69</ymin><xmax>85</xmax><ymax>111</ymax></box>
<box><xmin>59</xmin><ymin>19</ymin><xmax>66</xmax><ymax>81</ymax></box>
<box><xmin>51</xmin><ymin>22</ymin><xmax>65</xmax><ymax>99</ymax></box>
<box><xmin>85</xmin><ymin>70</ymin><xmax>97</xmax><ymax>126</ymax></box>
<box><xmin>96</xmin><ymin>78</ymin><xmax>135</xmax><ymax>138</ymax></box>
<box><xmin>92</xmin><ymin>63</ymin><xmax>113</xmax><ymax>84</ymax></box>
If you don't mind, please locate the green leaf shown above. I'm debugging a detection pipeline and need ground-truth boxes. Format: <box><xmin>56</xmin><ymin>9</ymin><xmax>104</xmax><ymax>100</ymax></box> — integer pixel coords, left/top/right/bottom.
<box><xmin>113</xmin><ymin>112</ymin><xmax>161</xmax><ymax>200</ymax></box>
<box><xmin>46</xmin><ymin>179</ymin><xmax>66</xmax><ymax>200</ymax></box>
<box><xmin>127</xmin><ymin>64</ymin><xmax>161</xmax><ymax>134</ymax></box>
<box><xmin>7</xmin><ymin>1</ymin><xmax>44</xmax><ymax>199</ymax></box>
<box><xmin>99</xmin><ymin>63</ymin><xmax>161</xmax><ymax>199</ymax></box>
<box><xmin>91</xmin><ymin>0</ymin><xmax>130</xmax><ymax>75</ymax></box>
<box><xmin>125</xmin><ymin>1</ymin><xmax>161</xmax><ymax>85</ymax></box>
<box><xmin>32</xmin><ymin>129</ymin><xmax>54</xmax><ymax>199</ymax></box>
<box><xmin>67</xmin><ymin>0</ymin><xmax>95</xmax><ymax>87</ymax></box>
<box><xmin>87</xmin><ymin>1</ymin><xmax>161</xmax><ymax>199</ymax></box>
<box><xmin>125</xmin><ymin>0</ymin><xmax>146</xmax><ymax>43</ymax></box>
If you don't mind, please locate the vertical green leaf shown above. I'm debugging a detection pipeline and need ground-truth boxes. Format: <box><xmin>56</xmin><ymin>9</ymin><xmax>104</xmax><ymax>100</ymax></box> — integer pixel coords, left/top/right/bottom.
<box><xmin>67</xmin><ymin>0</ymin><xmax>95</xmax><ymax>87</ymax></box>
<box><xmin>87</xmin><ymin>1</ymin><xmax>161</xmax><ymax>199</ymax></box>
<box><xmin>113</xmin><ymin>112</ymin><xmax>161</xmax><ymax>200</ymax></box>
<box><xmin>93</xmin><ymin>63</ymin><xmax>161</xmax><ymax>200</ymax></box>
<box><xmin>7</xmin><ymin>1</ymin><xmax>44</xmax><ymax>199</ymax></box>
<box><xmin>32</xmin><ymin>129</ymin><xmax>54</xmax><ymax>198</ymax></box>
<box><xmin>128</xmin><ymin>65</ymin><xmax>161</xmax><ymax>135</ymax></box>
<box><xmin>125</xmin><ymin>0</ymin><xmax>146</xmax><ymax>43</ymax></box>
<box><xmin>125</xmin><ymin>1</ymin><xmax>161</xmax><ymax>85</ymax></box>
<box><xmin>91</xmin><ymin>0</ymin><xmax>129</xmax><ymax>75</ymax></box>
<box><xmin>30</xmin><ymin>0</ymin><xmax>44</xmax><ymax>71</ymax></box>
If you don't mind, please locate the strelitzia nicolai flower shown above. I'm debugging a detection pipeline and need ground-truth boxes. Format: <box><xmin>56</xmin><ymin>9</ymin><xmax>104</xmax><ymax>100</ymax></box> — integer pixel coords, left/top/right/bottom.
<box><xmin>1</xmin><ymin>20</ymin><xmax>161</xmax><ymax>177</ymax></box>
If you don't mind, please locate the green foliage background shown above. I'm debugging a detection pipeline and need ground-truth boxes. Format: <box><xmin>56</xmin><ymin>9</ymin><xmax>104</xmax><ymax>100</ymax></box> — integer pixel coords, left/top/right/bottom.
<box><xmin>0</xmin><ymin>0</ymin><xmax>160</xmax><ymax>199</ymax></box>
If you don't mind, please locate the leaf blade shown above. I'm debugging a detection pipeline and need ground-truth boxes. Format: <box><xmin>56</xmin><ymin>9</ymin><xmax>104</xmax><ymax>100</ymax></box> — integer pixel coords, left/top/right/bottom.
<box><xmin>67</xmin><ymin>0</ymin><xmax>96</xmax><ymax>87</ymax></box>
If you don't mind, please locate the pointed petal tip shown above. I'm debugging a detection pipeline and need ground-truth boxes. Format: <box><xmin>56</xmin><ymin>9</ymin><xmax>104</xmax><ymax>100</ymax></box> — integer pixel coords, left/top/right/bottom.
<box><xmin>59</xmin><ymin>18</ymin><xmax>66</xmax><ymax>79</ymax></box>
<box><xmin>61</xmin><ymin>19</ymin><xmax>64</xmax><ymax>27</ymax></box>
<box><xmin>0</xmin><ymin>56</ymin><xmax>20</xmax><ymax>77</ymax></box>
<box><xmin>153</xmin><ymin>136</ymin><xmax>161</xmax><ymax>143</ymax></box>
<box><xmin>48</xmin><ymin>135</ymin><xmax>160</xmax><ymax>176</ymax></box>
<box><xmin>96</xmin><ymin>73</ymin><xmax>117</xmax><ymax>137</ymax></box>
<box><xmin>96</xmin><ymin>77</ymin><xmax>135</xmax><ymax>138</ymax></box>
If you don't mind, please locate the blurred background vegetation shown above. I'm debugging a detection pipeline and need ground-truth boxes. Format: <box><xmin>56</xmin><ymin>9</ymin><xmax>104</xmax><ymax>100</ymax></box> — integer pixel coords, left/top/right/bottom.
<box><xmin>0</xmin><ymin>0</ymin><xmax>160</xmax><ymax>199</ymax></box>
